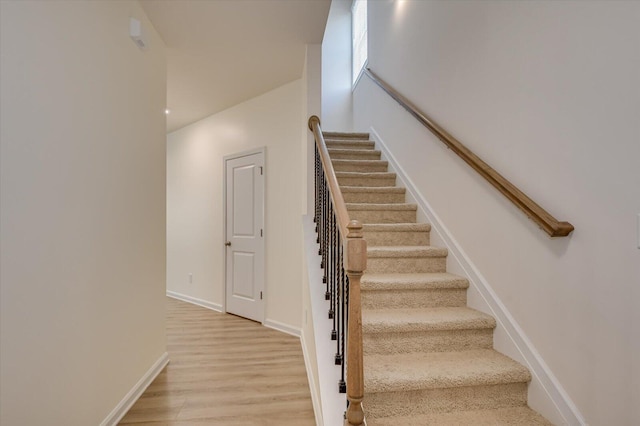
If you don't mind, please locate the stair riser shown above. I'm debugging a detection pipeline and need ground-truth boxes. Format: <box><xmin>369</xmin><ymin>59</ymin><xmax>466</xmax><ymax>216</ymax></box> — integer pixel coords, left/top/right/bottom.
<box><xmin>326</xmin><ymin>141</ymin><xmax>375</xmax><ymax>150</ymax></box>
<box><xmin>338</xmin><ymin>176</ymin><xmax>396</xmax><ymax>187</ymax></box>
<box><xmin>333</xmin><ymin>163</ymin><xmax>388</xmax><ymax>173</ymax></box>
<box><xmin>342</xmin><ymin>192</ymin><xmax>406</xmax><ymax>203</ymax></box>
<box><xmin>366</xmin><ymin>257</ymin><xmax>447</xmax><ymax>273</ymax></box>
<box><xmin>329</xmin><ymin>151</ymin><xmax>381</xmax><ymax>160</ymax></box>
<box><xmin>364</xmin><ymin>383</ymin><xmax>529</xmax><ymax>419</ymax></box>
<box><xmin>362</xmin><ymin>289</ymin><xmax>466</xmax><ymax>309</ymax></box>
<box><xmin>348</xmin><ymin>210</ymin><xmax>416</xmax><ymax>224</ymax></box>
<box><xmin>366</xmin><ymin>407</ymin><xmax>554</xmax><ymax>426</ymax></box>
<box><xmin>363</xmin><ymin>329</ymin><xmax>494</xmax><ymax>355</ymax></box>
<box><xmin>364</xmin><ymin>231</ymin><xmax>430</xmax><ymax>246</ymax></box>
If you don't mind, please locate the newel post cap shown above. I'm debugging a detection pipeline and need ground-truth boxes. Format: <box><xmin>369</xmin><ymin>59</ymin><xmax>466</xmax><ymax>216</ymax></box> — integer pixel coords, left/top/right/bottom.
<box><xmin>347</xmin><ymin>220</ymin><xmax>363</xmax><ymax>238</ymax></box>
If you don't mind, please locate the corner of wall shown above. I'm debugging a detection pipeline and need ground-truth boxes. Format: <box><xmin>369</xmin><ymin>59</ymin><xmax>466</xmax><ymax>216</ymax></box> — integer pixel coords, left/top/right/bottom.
<box><xmin>100</xmin><ymin>352</ymin><xmax>170</xmax><ymax>426</ymax></box>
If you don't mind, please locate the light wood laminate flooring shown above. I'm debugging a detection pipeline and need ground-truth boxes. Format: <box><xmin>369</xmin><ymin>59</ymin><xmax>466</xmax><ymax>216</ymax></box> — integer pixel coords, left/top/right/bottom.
<box><xmin>119</xmin><ymin>297</ymin><xmax>316</xmax><ymax>425</ymax></box>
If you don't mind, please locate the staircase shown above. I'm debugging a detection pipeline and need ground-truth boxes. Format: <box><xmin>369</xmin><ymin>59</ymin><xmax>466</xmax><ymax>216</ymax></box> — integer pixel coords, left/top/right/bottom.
<box><xmin>324</xmin><ymin>131</ymin><xmax>553</xmax><ymax>425</ymax></box>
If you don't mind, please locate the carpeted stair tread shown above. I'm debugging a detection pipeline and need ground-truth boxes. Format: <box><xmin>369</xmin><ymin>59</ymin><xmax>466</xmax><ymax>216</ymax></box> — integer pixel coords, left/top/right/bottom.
<box><xmin>326</xmin><ymin>140</ymin><xmax>376</xmax><ymax>150</ymax></box>
<box><xmin>361</xmin><ymin>273</ymin><xmax>468</xmax><ymax>309</ymax></box>
<box><xmin>332</xmin><ymin>159</ymin><xmax>388</xmax><ymax>173</ymax></box>
<box><xmin>342</xmin><ymin>187</ymin><xmax>407</xmax><ymax>204</ymax></box>
<box><xmin>341</xmin><ymin>187</ymin><xmax>406</xmax><ymax>203</ymax></box>
<box><xmin>328</xmin><ymin>148</ymin><xmax>381</xmax><ymax>155</ymax></box>
<box><xmin>347</xmin><ymin>203</ymin><xmax>417</xmax><ymax>211</ymax></box>
<box><xmin>363</xmin><ymin>223</ymin><xmax>430</xmax><ymax>232</ymax></box>
<box><xmin>367</xmin><ymin>247</ymin><xmax>446</xmax><ymax>273</ymax></box>
<box><xmin>323</xmin><ymin>131</ymin><xmax>370</xmax><ymax>139</ymax></box>
<box><xmin>341</xmin><ymin>186</ymin><xmax>406</xmax><ymax>194</ymax></box>
<box><xmin>367</xmin><ymin>245</ymin><xmax>448</xmax><ymax>258</ymax></box>
<box><xmin>347</xmin><ymin>203</ymin><xmax>416</xmax><ymax>224</ymax></box>
<box><xmin>325</xmin><ymin>138</ymin><xmax>374</xmax><ymax>144</ymax></box>
<box><xmin>337</xmin><ymin>172</ymin><xmax>397</xmax><ymax>188</ymax></box>
<box><xmin>332</xmin><ymin>160</ymin><xmax>383</xmax><ymax>165</ymax></box>
<box><xmin>362</xmin><ymin>272</ymin><xmax>467</xmax><ymax>290</ymax></box>
<box><xmin>336</xmin><ymin>171</ymin><xmax>396</xmax><ymax>179</ymax></box>
<box><xmin>364</xmin><ymin>349</ymin><xmax>531</xmax><ymax>393</ymax></box>
<box><xmin>366</xmin><ymin>406</ymin><xmax>553</xmax><ymax>426</ymax></box>
<box><xmin>327</xmin><ymin>144</ymin><xmax>376</xmax><ymax>151</ymax></box>
<box><xmin>361</xmin><ymin>272</ymin><xmax>467</xmax><ymax>290</ymax></box>
<box><xmin>363</xmin><ymin>223</ymin><xmax>431</xmax><ymax>245</ymax></box>
<box><xmin>362</xmin><ymin>307</ymin><xmax>496</xmax><ymax>333</ymax></box>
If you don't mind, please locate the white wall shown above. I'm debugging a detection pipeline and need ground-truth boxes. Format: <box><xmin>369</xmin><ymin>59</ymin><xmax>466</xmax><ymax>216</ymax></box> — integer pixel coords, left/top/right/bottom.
<box><xmin>0</xmin><ymin>1</ymin><xmax>167</xmax><ymax>425</ymax></box>
<box><xmin>167</xmin><ymin>80</ymin><xmax>305</xmax><ymax>331</ymax></box>
<box><xmin>352</xmin><ymin>1</ymin><xmax>639</xmax><ymax>425</ymax></box>
<box><xmin>305</xmin><ymin>44</ymin><xmax>323</xmax><ymax>217</ymax></box>
<box><xmin>321</xmin><ymin>0</ymin><xmax>353</xmax><ymax>132</ymax></box>
<box><xmin>300</xmin><ymin>44</ymin><xmax>324</xmax><ymax>425</ymax></box>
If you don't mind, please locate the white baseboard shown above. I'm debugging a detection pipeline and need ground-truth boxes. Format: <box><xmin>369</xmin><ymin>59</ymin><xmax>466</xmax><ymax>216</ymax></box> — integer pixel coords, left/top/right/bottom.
<box><xmin>167</xmin><ymin>290</ymin><xmax>301</xmax><ymax>338</ymax></box>
<box><xmin>166</xmin><ymin>290</ymin><xmax>223</xmax><ymax>312</ymax></box>
<box><xmin>301</xmin><ymin>331</ymin><xmax>324</xmax><ymax>426</ymax></box>
<box><xmin>264</xmin><ymin>319</ymin><xmax>301</xmax><ymax>337</ymax></box>
<box><xmin>370</xmin><ymin>127</ymin><xmax>585</xmax><ymax>426</ymax></box>
<box><xmin>100</xmin><ymin>352</ymin><xmax>169</xmax><ymax>426</ymax></box>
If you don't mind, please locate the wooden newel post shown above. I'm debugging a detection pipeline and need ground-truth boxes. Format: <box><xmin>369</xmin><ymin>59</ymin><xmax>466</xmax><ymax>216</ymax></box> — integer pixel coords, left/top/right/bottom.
<box><xmin>345</xmin><ymin>220</ymin><xmax>366</xmax><ymax>426</ymax></box>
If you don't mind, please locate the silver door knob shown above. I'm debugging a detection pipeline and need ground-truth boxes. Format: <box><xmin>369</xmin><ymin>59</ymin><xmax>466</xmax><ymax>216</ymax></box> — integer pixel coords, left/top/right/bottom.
<box><xmin>225</xmin><ymin>241</ymin><xmax>231</xmax><ymax>246</ymax></box>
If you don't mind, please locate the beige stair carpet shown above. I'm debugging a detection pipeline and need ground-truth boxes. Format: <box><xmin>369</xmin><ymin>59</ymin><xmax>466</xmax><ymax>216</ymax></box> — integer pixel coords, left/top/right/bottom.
<box><xmin>324</xmin><ymin>132</ymin><xmax>553</xmax><ymax>425</ymax></box>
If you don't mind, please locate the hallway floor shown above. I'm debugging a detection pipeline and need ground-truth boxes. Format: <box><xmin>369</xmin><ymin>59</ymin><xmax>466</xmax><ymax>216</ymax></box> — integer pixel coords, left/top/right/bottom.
<box><xmin>119</xmin><ymin>297</ymin><xmax>316</xmax><ymax>425</ymax></box>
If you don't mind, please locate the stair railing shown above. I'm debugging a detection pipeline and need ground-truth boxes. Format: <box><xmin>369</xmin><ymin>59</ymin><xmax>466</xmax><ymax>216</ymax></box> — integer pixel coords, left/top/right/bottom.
<box><xmin>309</xmin><ymin>115</ymin><xmax>366</xmax><ymax>426</ymax></box>
<box><xmin>363</xmin><ymin>68</ymin><xmax>574</xmax><ymax>237</ymax></box>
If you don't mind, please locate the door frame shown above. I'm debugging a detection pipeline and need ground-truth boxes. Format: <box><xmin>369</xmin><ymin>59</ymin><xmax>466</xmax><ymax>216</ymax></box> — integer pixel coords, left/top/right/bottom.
<box><xmin>222</xmin><ymin>147</ymin><xmax>266</xmax><ymax>323</ymax></box>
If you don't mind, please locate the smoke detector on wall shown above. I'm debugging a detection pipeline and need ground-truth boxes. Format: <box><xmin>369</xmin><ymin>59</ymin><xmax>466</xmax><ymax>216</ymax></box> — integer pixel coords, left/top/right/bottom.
<box><xmin>129</xmin><ymin>18</ymin><xmax>148</xmax><ymax>50</ymax></box>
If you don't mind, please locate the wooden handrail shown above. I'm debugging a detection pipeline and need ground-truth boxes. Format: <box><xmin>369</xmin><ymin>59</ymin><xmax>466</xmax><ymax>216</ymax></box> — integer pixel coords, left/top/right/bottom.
<box><xmin>308</xmin><ymin>116</ymin><xmax>366</xmax><ymax>426</ymax></box>
<box><xmin>309</xmin><ymin>116</ymin><xmax>351</xmax><ymax>242</ymax></box>
<box><xmin>363</xmin><ymin>68</ymin><xmax>574</xmax><ymax>237</ymax></box>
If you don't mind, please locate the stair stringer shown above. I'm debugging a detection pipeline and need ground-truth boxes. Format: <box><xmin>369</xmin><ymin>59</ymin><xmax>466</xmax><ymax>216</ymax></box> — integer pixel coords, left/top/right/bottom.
<box><xmin>369</xmin><ymin>127</ymin><xmax>586</xmax><ymax>426</ymax></box>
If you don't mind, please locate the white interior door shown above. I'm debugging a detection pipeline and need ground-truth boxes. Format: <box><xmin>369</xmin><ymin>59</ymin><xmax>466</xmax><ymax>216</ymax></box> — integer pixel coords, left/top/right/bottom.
<box><xmin>225</xmin><ymin>149</ymin><xmax>265</xmax><ymax>322</ymax></box>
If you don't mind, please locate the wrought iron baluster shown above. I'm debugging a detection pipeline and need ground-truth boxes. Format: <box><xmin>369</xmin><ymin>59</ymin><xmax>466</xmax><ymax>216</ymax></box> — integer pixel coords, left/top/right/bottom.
<box><xmin>314</xmin><ymin>146</ymin><xmax>320</xmax><ymax>235</ymax></box>
<box><xmin>336</xmin><ymin>228</ymin><xmax>345</xmax><ymax>381</ymax></box>
<box><xmin>322</xmin><ymin>175</ymin><xmax>329</xmax><ymax>296</ymax></box>
<box><xmin>334</xmin><ymin>226</ymin><xmax>341</xmax><ymax>362</ymax></box>
<box><xmin>319</xmin><ymin>169</ymin><xmax>324</xmax><ymax>257</ymax></box>
<box><xmin>339</xmin><ymin>258</ymin><xmax>348</xmax><ymax>393</ymax></box>
<box><xmin>328</xmin><ymin>199</ymin><xmax>334</xmax><ymax>322</ymax></box>
<box><xmin>330</xmin><ymin>203</ymin><xmax>338</xmax><ymax>340</ymax></box>
<box><xmin>314</xmin><ymin>145</ymin><xmax>317</xmax><ymax>225</ymax></box>
<box><xmin>323</xmin><ymin>195</ymin><xmax>330</xmax><ymax>300</ymax></box>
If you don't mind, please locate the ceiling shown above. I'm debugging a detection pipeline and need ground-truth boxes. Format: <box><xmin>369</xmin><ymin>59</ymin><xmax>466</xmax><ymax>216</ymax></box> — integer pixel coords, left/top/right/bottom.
<box><xmin>140</xmin><ymin>0</ymin><xmax>332</xmax><ymax>133</ymax></box>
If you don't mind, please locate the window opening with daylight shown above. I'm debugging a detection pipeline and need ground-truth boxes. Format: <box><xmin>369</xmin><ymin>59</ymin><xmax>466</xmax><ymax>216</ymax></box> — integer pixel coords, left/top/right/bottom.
<box><xmin>352</xmin><ymin>0</ymin><xmax>368</xmax><ymax>85</ymax></box>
